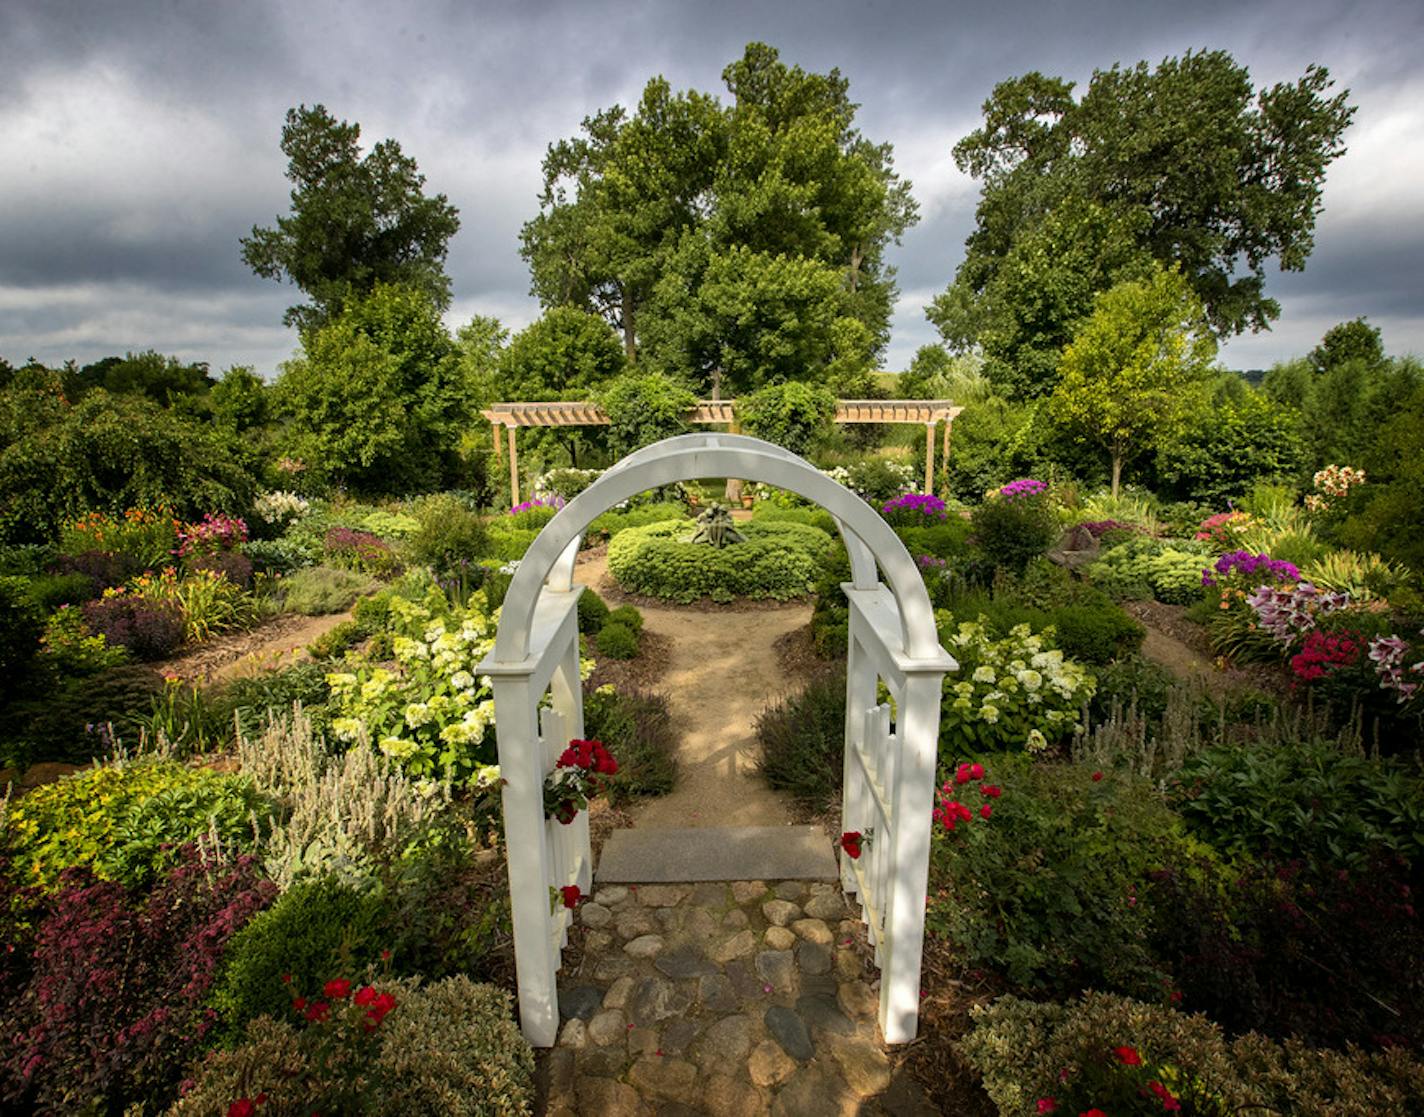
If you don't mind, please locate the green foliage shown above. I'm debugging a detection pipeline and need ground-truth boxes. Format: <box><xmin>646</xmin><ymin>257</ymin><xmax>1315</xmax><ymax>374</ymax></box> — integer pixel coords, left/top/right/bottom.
<box><xmin>1051</xmin><ymin>266</ymin><xmax>1217</xmax><ymax>493</ymax></box>
<box><xmin>307</xmin><ymin>619</ymin><xmax>363</xmax><ymax>660</ymax></box>
<box><xmin>755</xmin><ymin>670</ymin><xmax>846</xmax><ymax>805</ymax></box>
<box><xmin>606</xmin><ymin>604</ymin><xmax>643</xmax><ymax>634</ymax></box>
<box><xmin>210</xmin><ymin>364</ymin><xmax>269</xmax><ymax>431</ymax></box>
<box><xmin>1089</xmin><ymin>654</ymin><xmax>1177</xmax><ymax>727</ymax></box>
<box><xmin>735</xmin><ymin>381</ymin><xmax>837</xmax><ymax>456</ymax></box>
<box><xmin>1337</xmin><ymin>378</ymin><xmax>1424</xmax><ymax>572</ymax></box>
<box><xmin>1155</xmin><ymin>382</ymin><xmax>1305</xmax><ymax>505</ymax></box>
<box><xmin>0</xmin><ymin>574</ymin><xmax>42</xmax><ymax>700</ymax></box>
<box><xmin>752</xmin><ymin>502</ymin><xmax>839</xmax><ymax>536</ymax></box>
<box><xmin>177</xmin><ymin>978</ymin><xmax>534</xmax><ymax>1117</ymax></box>
<box><xmin>277</xmin><ymin>284</ymin><xmax>477</xmax><ymax>493</ymax></box>
<box><xmin>0</xmin><ymin>384</ymin><xmax>258</xmax><ymax>546</ymax></box>
<box><xmin>1171</xmin><ymin>742</ymin><xmax>1424</xmax><ymax>870</ymax></box>
<box><xmin>587</xmin><ymin>502</ymin><xmax>687</xmax><ymax>540</ymax></box>
<box><xmin>970</xmin><ymin>492</ymin><xmax>1059</xmax><ymax>574</ymax></box>
<box><xmin>2</xmin><ymin>663</ymin><xmax>164</xmax><ymax>768</ymax></box>
<box><xmin>4</xmin><ymin>759</ymin><xmax>268</xmax><ymax>890</ymax></box>
<box><xmin>961</xmin><ymin>991</ymin><xmax>1424</xmax><ymax>1117</ymax></box>
<box><xmin>219</xmin><ymin>659</ymin><xmax>333</xmax><ymax>739</ymax></box>
<box><xmin>596</xmin><ymin>371</ymin><xmax>696</xmax><ymax>456</ymax></box>
<box><xmin>607</xmin><ymin>519</ymin><xmax>831</xmax><ymax>603</ymax></box>
<box><xmin>241</xmin><ymin>103</ymin><xmax>460</xmax><ymax>333</ymax></box>
<box><xmin>39</xmin><ymin>604</ymin><xmax>128</xmax><ymax>675</ymax></box>
<box><xmin>277</xmin><ymin>565</ymin><xmax>379</xmax><ymax>615</ymax></box>
<box><xmin>935</xmin><ymin>52</ymin><xmax>1354</xmax><ymax>396</ymax></box>
<box><xmin>1047</xmin><ymin>603</ymin><xmax>1145</xmax><ymax>665</ymax></box>
<box><xmin>1087</xmin><ymin>537</ymin><xmax>1212</xmax><ymax>604</ymax></box>
<box><xmin>938</xmin><ymin>618</ymin><xmax>1096</xmax><ymax>754</ymax></box>
<box><xmin>497</xmin><ymin>306</ymin><xmax>628</xmax><ymax>402</ymax></box>
<box><xmin>1310</xmin><ymin>316</ymin><xmax>1385</xmax><ymax>375</ymax></box>
<box><xmin>595</xmin><ymin>620</ymin><xmax>639</xmax><ymax>659</ymax></box>
<box><xmin>27</xmin><ymin>571</ymin><xmax>100</xmax><ymax>613</ymax></box>
<box><xmin>213</xmin><ymin>875</ymin><xmax>387</xmax><ymax>1034</ymax></box>
<box><xmin>576</xmin><ymin>588</ymin><xmax>611</xmax><ymax>634</ymax></box>
<box><xmin>928</xmin><ymin>759</ymin><xmax>1192</xmax><ymax>995</ymax></box>
<box><xmin>583</xmin><ymin>684</ymin><xmax>678</xmax><ymax>804</ymax></box>
<box><xmin>941</xmin><ymin>396</ymin><xmax>1060</xmax><ymax>500</ymax></box>
<box><xmin>408</xmin><ymin>493</ymin><xmax>490</xmax><ymax>575</ymax></box>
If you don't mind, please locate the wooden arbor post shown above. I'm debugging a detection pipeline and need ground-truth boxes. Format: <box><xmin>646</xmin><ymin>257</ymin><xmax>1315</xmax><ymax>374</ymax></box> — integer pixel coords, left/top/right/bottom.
<box><xmin>482</xmin><ymin>433</ymin><xmax>956</xmax><ymax>1047</ymax></box>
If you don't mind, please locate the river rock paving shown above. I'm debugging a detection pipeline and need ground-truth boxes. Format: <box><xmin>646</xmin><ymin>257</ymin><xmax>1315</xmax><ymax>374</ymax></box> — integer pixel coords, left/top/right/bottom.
<box><xmin>534</xmin><ymin>880</ymin><xmax>940</xmax><ymax>1116</ymax></box>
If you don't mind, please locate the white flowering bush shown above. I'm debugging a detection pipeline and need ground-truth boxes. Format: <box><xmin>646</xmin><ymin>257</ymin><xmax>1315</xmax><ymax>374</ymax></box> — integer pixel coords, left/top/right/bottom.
<box><xmin>938</xmin><ymin>617</ymin><xmax>1095</xmax><ymax>755</ymax></box>
<box><xmin>326</xmin><ymin>593</ymin><xmax>500</xmax><ymax>789</ymax></box>
<box><xmin>253</xmin><ymin>490</ymin><xmax>311</xmax><ymax>526</ymax></box>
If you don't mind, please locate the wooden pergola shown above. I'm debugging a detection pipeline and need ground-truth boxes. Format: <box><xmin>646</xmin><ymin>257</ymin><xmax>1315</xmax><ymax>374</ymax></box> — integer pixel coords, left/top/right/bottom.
<box><xmin>482</xmin><ymin>399</ymin><xmax>963</xmax><ymax>506</ymax></box>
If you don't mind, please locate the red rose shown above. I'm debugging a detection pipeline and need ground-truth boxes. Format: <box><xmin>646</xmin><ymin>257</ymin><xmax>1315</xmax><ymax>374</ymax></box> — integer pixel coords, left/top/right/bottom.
<box><xmin>380</xmin><ymin>949</ymin><xmax>392</xmax><ymax>962</ymax></box>
<box><xmin>1037</xmin><ymin>1100</ymin><xmax>1057</xmax><ymax>1114</ymax></box>
<box><xmin>256</xmin><ymin>1095</ymin><xmax>268</xmax><ymax>1106</ymax></box>
<box><xmin>1081</xmin><ymin>1111</ymin><xmax>1108</xmax><ymax>1117</ymax></box>
<box><xmin>982</xmin><ymin>785</ymin><xmax>1001</xmax><ymax>798</ymax></box>
<box><xmin>1092</xmin><ymin>771</ymin><xmax>1104</xmax><ymax>782</ymax></box>
<box><xmin>323</xmin><ymin>978</ymin><xmax>352</xmax><ymax>999</ymax></box>
<box><xmin>980</xmin><ymin>804</ymin><xmax>992</xmax><ymax>820</ymax></box>
<box><xmin>955</xmin><ymin>763</ymin><xmax>972</xmax><ymax>785</ymax></box>
<box><xmin>304</xmin><ymin>1000</ymin><xmax>331</xmax><ymax>1023</ymax></box>
<box><xmin>228</xmin><ymin>1101</ymin><xmax>257</xmax><ymax>1117</ymax></box>
<box><xmin>561</xmin><ymin>884</ymin><xmax>582</xmax><ymax>910</ymax></box>
<box><xmin>1148</xmin><ymin>1081</ymin><xmax>1181</xmax><ymax>1111</ymax></box>
<box><xmin>280</xmin><ymin>973</ymin><xmax>292</xmax><ymax>984</ymax></box>
<box><xmin>291</xmin><ymin>997</ymin><xmax>306</xmax><ymax>1012</ymax></box>
<box><xmin>365</xmin><ymin>991</ymin><xmax>397</xmax><ymax>1026</ymax></box>
<box><xmin>970</xmin><ymin>762</ymin><xmax>984</xmax><ymax>779</ymax></box>
<box><xmin>1113</xmin><ymin>1045</ymin><xmax>1142</xmax><ymax>1066</ymax></box>
<box><xmin>354</xmin><ymin>985</ymin><xmax>377</xmax><ymax>1007</ymax></box>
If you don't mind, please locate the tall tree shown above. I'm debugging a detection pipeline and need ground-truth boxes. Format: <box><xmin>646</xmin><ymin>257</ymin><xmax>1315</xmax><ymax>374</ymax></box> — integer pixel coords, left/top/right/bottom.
<box><xmin>520</xmin><ymin>43</ymin><xmax>916</xmax><ymax>382</ymax></box>
<box><xmin>1050</xmin><ymin>266</ymin><xmax>1216</xmax><ymax>496</ymax></box>
<box><xmin>242</xmin><ymin>105</ymin><xmax>461</xmax><ymax>334</ymax></box>
<box><xmin>933</xmin><ymin>52</ymin><xmax>1354</xmax><ymax>397</ymax></box>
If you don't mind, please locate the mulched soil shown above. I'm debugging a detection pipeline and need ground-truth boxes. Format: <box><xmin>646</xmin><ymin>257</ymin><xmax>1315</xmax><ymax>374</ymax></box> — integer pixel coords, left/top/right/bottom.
<box><xmin>772</xmin><ymin>623</ymin><xmax>838</xmax><ymax>683</ymax></box>
<box><xmin>587</xmin><ymin>630</ymin><xmax>673</xmax><ymax>693</ymax></box>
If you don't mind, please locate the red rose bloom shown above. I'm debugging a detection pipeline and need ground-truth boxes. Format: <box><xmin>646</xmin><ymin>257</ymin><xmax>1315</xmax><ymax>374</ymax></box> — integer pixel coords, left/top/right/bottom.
<box><xmin>364</xmin><ymin>991</ymin><xmax>397</xmax><ymax>1027</ymax></box>
<box><xmin>969</xmin><ymin>762</ymin><xmax>984</xmax><ymax>779</ymax></box>
<box><xmin>304</xmin><ymin>1000</ymin><xmax>330</xmax><ymax>1023</ymax></box>
<box><xmin>291</xmin><ymin>997</ymin><xmax>306</xmax><ymax>1012</ymax></box>
<box><xmin>841</xmin><ymin>831</ymin><xmax>863</xmax><ymax>859</ymax></box>
<box><xmin>980</xmin><ymin>804</ymin><xmax>993</xmax><ymax>819</ymax></box>
<box><xmin>955</xmin><ymin>763</ymin><xmax>973</xmax><ymax>785</ymax></box>
<box><xmin>228</xmin><ymin>1101</ymin><xmax>257</xmax><ymax>1117</ymax></box>
<box><xmin>1113</xmin><ymin>1045</ymin><xmax>1143</xmax><ymax>1066</ymax></box>
<box><xmin>1092</xmin><ymin>771</ymin><xmax>1104</xmax><ymax>782</ymax></box>
<box><xmin>561</xmin><ymin>884</ymin><xmax>582</xmax><ymax>910</ymax></box>
<box><xmin>323</xmin><ymin>978</ymin><xmax>352</xmax><ymax>999</ymax></box>
<box><xmin>1081</xmin><ymin>1111</ymin><xmax>1108</xmax><ymax>1117</ymax></box>
<box><xmin>1148</xmin><ymin>1081</ymin><xmax>1181</xmax><ymax>1111</ymax></box>
<box><xmin>354</xmin><ymin>985</ymin><xmax>377</xmax><ymax>1007</ymax></box>
<box><xmin>1036</xmin><ymin>1100</ymin><xmax>1057</xmax><ymax>1114</ymax></box>
<box><xmin>982</xmin><ymin>784</ymin><xmax>1002</xmax><ymax>798</ymax></box>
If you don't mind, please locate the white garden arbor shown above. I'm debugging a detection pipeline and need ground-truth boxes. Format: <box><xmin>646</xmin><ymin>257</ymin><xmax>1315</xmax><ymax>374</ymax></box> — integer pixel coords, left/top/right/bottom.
<box><xmin>478</xmin><ymin>433</ymin><xmax>956</xmax><ymax>1047</ymax></box>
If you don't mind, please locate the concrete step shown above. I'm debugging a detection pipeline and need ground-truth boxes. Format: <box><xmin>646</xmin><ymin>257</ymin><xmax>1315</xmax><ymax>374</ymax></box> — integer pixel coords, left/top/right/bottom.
<box><xmin>596</xmin><ymin>825</ymin><xmax>839</xmax><ymax>883</ymax></box>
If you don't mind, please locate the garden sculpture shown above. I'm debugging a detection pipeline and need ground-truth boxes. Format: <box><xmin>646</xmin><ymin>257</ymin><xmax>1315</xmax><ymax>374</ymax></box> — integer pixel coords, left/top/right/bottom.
<box><xmin>690</xmin><ymin>502</ymin><xmax>744</xmax><ymax>548</ymax></box>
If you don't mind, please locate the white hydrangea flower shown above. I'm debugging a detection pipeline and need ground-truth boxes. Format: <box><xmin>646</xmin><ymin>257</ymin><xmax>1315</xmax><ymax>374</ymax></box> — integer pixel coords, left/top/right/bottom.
<box><xmin>450</xmin><ymin>670</ymin><xmax>475</xmax><ymax>691</ymax></box>
<box><xmin>980</xmin><ymin>704</ymin><xmax>1000</xmax><ymax>724</ymax></box>
<box><xmin>972</xmin><ymin>666</ymin><xmax>997</xmax><ymax>684</ymax></box>
<box><xmin>1017</xmin><ymin>669</ymin><xmax>1043</xmax><ymax>691</ymax></box>
<box><xmin>1026</xmin><ymin>729</ymin><xmax>1048</xmax><ymax>752</ymax></box>
<box><xmin>404</xmin><ymin>702</ymin><xmax>431</xmax><ymax>728</ymax></box>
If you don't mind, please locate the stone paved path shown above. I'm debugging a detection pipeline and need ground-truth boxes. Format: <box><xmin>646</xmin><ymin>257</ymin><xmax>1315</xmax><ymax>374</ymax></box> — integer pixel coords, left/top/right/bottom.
<box><xmin>537</xmin><ymin>879</ymin><xmax>940</xmax><ymax>1116</ymax></box>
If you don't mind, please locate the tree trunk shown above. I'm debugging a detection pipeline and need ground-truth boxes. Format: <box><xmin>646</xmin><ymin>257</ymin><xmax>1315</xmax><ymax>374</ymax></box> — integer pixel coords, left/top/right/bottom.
<box><xmin>1111</xmin><ymin>454</ymin><xmax>1122</xmax><ymax>498</ymax></box>
<box><xmin>621</xmin><ymin>289</ymin><xmax>636</xmax><ymax>362</ymax></box>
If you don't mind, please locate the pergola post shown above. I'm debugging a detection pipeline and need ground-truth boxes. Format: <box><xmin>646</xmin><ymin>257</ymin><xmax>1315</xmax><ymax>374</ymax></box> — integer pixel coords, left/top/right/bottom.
<box><xmin>492</xmin><ymin>419</ymin><xmax>503</xmax><ymax>463</ymax></box>
<box><xmin>923</xmin><ymin>422</ymin><xmax>936</xmax><ymax>495</ymax></box>
<box><xmin>507</xmin><ymin>426</ymin><xmax>520</xmax><ymax>508</ymax></box>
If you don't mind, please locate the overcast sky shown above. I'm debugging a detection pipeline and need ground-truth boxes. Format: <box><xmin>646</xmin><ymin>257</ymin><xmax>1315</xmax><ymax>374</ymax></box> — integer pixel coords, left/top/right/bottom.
<box><xmin>2</xmin><ymin>0</ymin><xmax>1421</xmax><ymax>379</ymax></box>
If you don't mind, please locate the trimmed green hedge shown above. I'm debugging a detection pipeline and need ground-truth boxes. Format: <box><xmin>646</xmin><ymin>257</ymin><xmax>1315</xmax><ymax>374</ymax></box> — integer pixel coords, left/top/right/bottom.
<box><xmin>608</xmin><ymin>520</ymin><xmax>832</xmax><ymax>603</ymax></box>
<box><xmin>751</xmin><ymin>503</ymin><xmax>838</xmax><ymax>536</ymax></box>
<box><xmin>587</xmin><ymin>502</ymin><xmax>687</xmax><ymax>540</ymax></box>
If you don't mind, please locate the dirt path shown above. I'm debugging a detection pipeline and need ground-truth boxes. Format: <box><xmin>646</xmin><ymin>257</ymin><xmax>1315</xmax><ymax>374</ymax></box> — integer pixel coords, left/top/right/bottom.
<box><xmin>575</xmin><ymin>551</ymin><xmax>808</xmax><ymax>830</ymax></box>
<box><xmin>152</xmin><ymin>610</ymin><xmax>353</xmax><ymax>683</ymax></box>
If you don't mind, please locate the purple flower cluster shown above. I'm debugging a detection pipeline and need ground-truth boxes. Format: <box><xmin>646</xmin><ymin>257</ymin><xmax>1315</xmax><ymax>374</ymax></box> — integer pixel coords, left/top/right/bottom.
<box><xmin>916</xmin><ymin>554</ymin><xmax>948</xmax><ymax>570</ymax></box>
<box><xmin>1247</xmin><ymin>582</ymin><xmax>1350</xmax><ymax>643</ymax></box>
<box><xmin>881</xmin><ymin>493</ymin><xmax>948</xmax><ymax>522</ymax></box>
<box><xmin>999</xmin><ymin>478</ymin><xmax>1047</xmax><ymax>500</ymax></box>
<box><xmin>509</xmin><ymin>497</ymin><xmax>562</xmax><ymax>515</ymax></box>
<box><xmin>1201</xmin><ymin>550</ymin><xmax>1301</xmax><ymax>588</ymax></box>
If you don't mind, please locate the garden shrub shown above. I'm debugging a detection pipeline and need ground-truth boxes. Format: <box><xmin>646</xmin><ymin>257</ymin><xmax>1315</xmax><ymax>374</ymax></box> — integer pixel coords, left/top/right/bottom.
<box><xmin>1148</xmin><ymin>854</ymin><xmax>1424</xmax><ymax>1050</ymax></box>
<box><xmin>535</xmin><ymin>466</ymin><xmax>601</xmax><ymax>502</ymax></box>
<box><xmin>938</xmin><ymin>617</ymin><xmax>1095</xmax><ymax>754</ymax></box>
<box><xmin>324</xmin><ymin>526</ymin><xmax>402</xmax><ymax>577</ymax></box>
<box><xmin>504</xmin><ymin>502</ymin><xmax>559</xmax><ymax>530</ymax></box>
<box><xmin>174</xmin><ymin>977</ymin><xmax>534</xmax><ymax>1117</ymax></box>
<box><xmin>809</xmin><ymin>542</ymin><xmax>851</xmax><ymax>657</ymax></box>
<box><xmin>1088</xmin><ymin>654</ymin><xmax>1176</xmax><ymax>726</ymax></box>
<box><xmin>1170</xmin><ymin>741</ymin><xmax>1424</xmax><ymax>871</ymax></box>
<box><xmin>608</xmin><ymin>519</ymin><xmax>832</xmax><ymax>603</ymax></box>
<box><xmin>307</xmin><ymin>618</ymin><xmax>363</xmax><ymax>660</ymax></box>
<box><xmin>1087</xmin><ymin>536</ymin><xmax>1213</xmax><ymax>604</ymax></box>
<box><xmin>582</xmin><ymin>685</ymin><xmax>677</xmax><ymax>804</ymax></box>
<box><xmin>4</xmin><ymin>758</ymin><xmax>269</xmax><ymax>890</ymax></box>
<box><xmin>824</xmin><ymin>457</ymin><xmax>918</xmax><ymax>504</ymax></box>
<box><xmin>0</xmin><ymin>850</ymin><xmax>276</xmax><ymax>1114</ymax></box>
<box><xmin>896</xmin><ymin>518</ymin><xmax>972</xmax><ymax>560</ymax></box>
<box><xmin>587</xmin><ymin>501</ymin><xmax>687</xmax><ymax>540</ymax></box>
<box><xmin>485</xmin><ymin>525</ymin><xmax>540</xmax><ymax>561</ymax></box>
<box><xmin>61</xmin><ymin>506</ymin><xmax>180</xmax><ymax>570</ymax></box>
<box><xmin>960</xmin><ymin>991</ymin><xmax>1424</xmax><ymax>1117</ymax></box>
<box><xmin>595</xmin><ymin>620</ymin><xmax>639</xmax><ymax>659</ymax></box>
<box><xmin>754</xmin><ymin>669</ymin><xmax>846</xmax><ymax>805</ymax></box>
<box><xmin>25</xmin><ymin>571</ymin><xmax>99</xmax><ymax>613</ymax></box>
<box><xmin>130</xmin><ymin>566</ymin><xmax>257</xmax><ymax>642</ymax></box>
<box><xmin>970</xmin><ymin>490</ymin><xmax>1059</xmax><ymax>574</ymax></box>
<box><xmin>576</xmin><ymin>587</ymin><xmax>611</xmax><ymax>634</ymax></box>
<box><xmin>596</xmin><ymin>371</ymin><xmax>696</xmax><ymax>456</ymax></box>
<box><xmin>2</xmin><ymin>663</ymin><xmax>163</xmax><ymax>768</ymax></box>
<box><xmin>752</xmin><ymin>502</ymin><xmax>839</xmax><ymax>536</ymax></box>
<box><xmin>244</xmin><ymin>533</ymin><xmax>322</xmax><ymax>574</ymax></box>
<box><xmin>277</xmin><ymin>565</ymin><xmax>378</xmax><ymax>614</ymax></box>
<box><xmin>51</xmin><ymin>547</ymin><xmax>142</xmax><ymax>589</ymax></box>
<box><xmin>409</xmin><ymin>493</ymin><xmax>490</xmax><ymax>575</ymax></box>
<box><xmin>81</xmin><ymin>593</ymin><xmax>184</xmax><ymax>659</ymax></box>
<box><xmin>37</xmin><ymin>605</ymin><xmax>128</xmax><ymax>676</ymax></box>
<box><xmin>1048</xmin><ymin>603</ymin><xmax>1146</xmax><ymax>664</ymax></box>
<box><xmin>213</xmin><ymin>875</ymin><xmax>387</xmax><ymax>1036</ymax></box>
<box><xmin>606</xmin><ymin>603</ymin><xmax>643</xmax><ymax>634</ymax></box>
<box><xmin>926</xmin><ymin>758</ymin><xmax>1194</xmax><ymax>996</ymax></box>
<box><xmin>735</xmin><ymin>380</ymin><xmax>836</xmax><ymax>456</ymax></box>
<box><xmin>186</xmin><ymin>548</ymin><xmax>255</xmax><ymax>588</ymax></box>
<box><xmin>219</xmin><ymin>659</ymin><xmax>333</xmax><ymax>739</ymax></box>
<box><xmin>880</xmin><ymin>491</ymin><xmax>950</xmax><ymax>530</ymax></box>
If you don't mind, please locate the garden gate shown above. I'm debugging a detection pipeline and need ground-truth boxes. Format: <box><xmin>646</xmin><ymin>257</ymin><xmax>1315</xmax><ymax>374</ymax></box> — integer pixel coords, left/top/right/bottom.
<box><xmin>479</xmin><ymin>433</ymin><xmax>956</xmax><ymax>1047</ymax></box>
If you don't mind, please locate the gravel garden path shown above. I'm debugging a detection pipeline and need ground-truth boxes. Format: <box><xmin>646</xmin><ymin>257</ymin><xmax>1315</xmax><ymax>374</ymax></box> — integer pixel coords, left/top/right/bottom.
<box><xmin>539</xmin><ymin>879</ymin><xmax>938</xmax><ymax>1116</ymax></box>
<box><xmin>574</xmin><ymin>550</ymin><xmax>808</xmax><ymax>830</ymax></box>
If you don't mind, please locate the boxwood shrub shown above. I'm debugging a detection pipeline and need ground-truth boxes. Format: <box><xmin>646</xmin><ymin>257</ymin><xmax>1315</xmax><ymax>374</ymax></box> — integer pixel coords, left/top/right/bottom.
<box><xmin>595</xmin><ymin>620</ymin><xmax>639</xmax><ymax>659</ymax></box>
<box><xmin>608</xmin><ymin>519</ymin><xmax>832</xmax><ymax>603</ymax></box>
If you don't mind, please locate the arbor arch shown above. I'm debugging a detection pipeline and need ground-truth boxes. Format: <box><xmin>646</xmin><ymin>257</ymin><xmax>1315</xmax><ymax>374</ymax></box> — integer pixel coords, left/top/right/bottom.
<box><xmin>479</xmin><ymin>433</ymin><xmax>955</xmax><ymax>1046</ymax></box>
